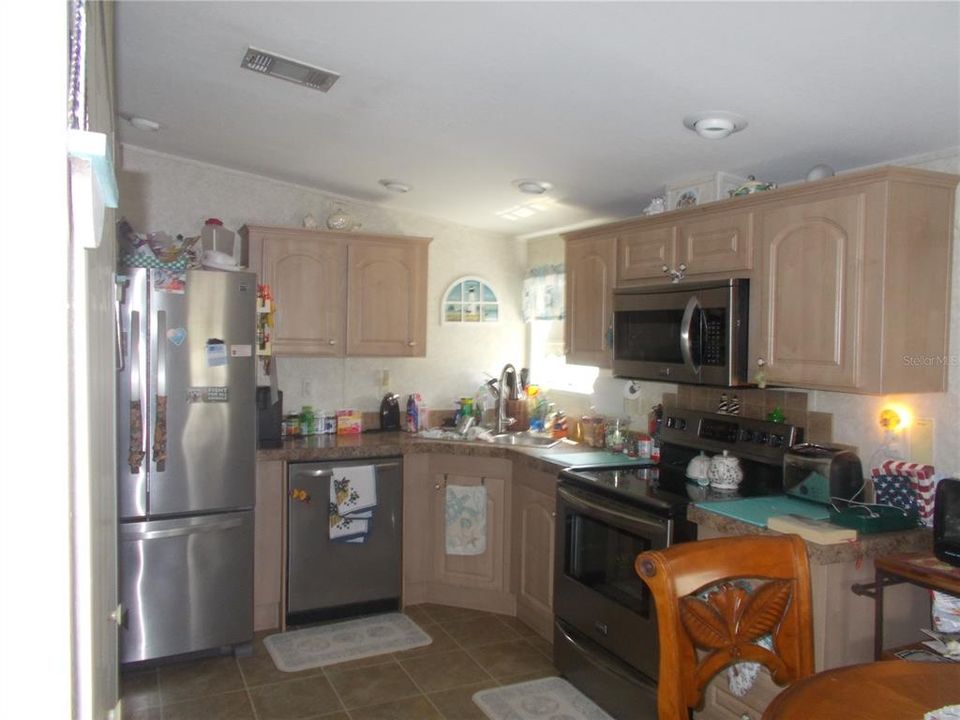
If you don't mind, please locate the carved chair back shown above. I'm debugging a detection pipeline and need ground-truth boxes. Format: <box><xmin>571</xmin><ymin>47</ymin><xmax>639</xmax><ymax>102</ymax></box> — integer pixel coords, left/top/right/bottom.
<box><xmin>635</xmin><ymin>534</ymin><xmax>814</xmax><ymax>720</ymax></box>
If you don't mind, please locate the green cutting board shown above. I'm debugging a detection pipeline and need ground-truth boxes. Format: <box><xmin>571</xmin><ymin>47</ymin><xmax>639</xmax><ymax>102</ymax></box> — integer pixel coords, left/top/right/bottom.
<box><xmin>696</xmin><ymin>496</ymin><xmax>830</xmax><ymax>527</ymax></box>
<box><xmin>541</xmin><ymin>451</ymin><xmax>655</xmax><ymax>468</ymax></box>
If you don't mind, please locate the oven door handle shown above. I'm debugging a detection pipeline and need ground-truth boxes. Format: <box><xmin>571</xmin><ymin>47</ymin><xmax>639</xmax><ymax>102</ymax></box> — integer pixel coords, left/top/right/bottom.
<box><xmin>680</xmin><ymin>295</ymin><xmax>701</xmax><ymax>375</ymax></box>
<box><xmin>557</xmin><ymin>485</ymin><xmax>670</xmax><ymax>539</ymax></box>
<box><xmin>555</xmin><ymin>622</ymin><xmax>652</xmax><ymax>687</ymax></box>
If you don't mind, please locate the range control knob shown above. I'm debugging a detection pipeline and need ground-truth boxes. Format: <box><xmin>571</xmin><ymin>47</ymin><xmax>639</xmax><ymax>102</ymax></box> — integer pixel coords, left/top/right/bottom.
<box><xmin>665</xmin><ymin>417</ymin><xmax>676</xmax><ymax>429</ymax></box>
<box><xmin>677</xmin><ymin>418</ymin><xmax>687</xmax><ymax>430</ymax></box>
<box><xmin>739</xmin><ymin>429</ymin><xmax>754</xmax><ymax>442</ymax></box>
<box><xmin>755</xmin><ymin>431</ymin><xmax>769</xmax><ymax>444</ymax></box>
<box><xmin>769</xmin><ymin>434</ymin><xmax>784</xmax><ymax>448</ymax></box>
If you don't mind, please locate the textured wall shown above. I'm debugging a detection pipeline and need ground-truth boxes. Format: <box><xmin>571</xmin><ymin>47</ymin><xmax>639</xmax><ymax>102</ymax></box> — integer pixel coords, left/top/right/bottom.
<box><xmin>118</xmin><ymin>145</ymin><xmax>527</xmax><ymax>416</ymax></box>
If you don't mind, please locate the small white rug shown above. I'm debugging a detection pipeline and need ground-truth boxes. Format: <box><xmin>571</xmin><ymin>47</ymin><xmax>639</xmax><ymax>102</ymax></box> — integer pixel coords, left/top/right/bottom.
<box><xmin>473</xmin><ymin>677</ymin><xmax>615</xmax><ymax>720</ymax></box>
<box><xmin>263</xmin><ymin>613</ymin><xmax>432</xmax><ymax>672</ymax></box>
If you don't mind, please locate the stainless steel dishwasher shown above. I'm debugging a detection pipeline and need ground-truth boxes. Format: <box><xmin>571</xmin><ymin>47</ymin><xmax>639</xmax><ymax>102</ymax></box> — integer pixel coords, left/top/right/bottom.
<box><xmin>286</xmin><ymin>457</ymin><xmax>402</xmax><ymax>625</ymax></box>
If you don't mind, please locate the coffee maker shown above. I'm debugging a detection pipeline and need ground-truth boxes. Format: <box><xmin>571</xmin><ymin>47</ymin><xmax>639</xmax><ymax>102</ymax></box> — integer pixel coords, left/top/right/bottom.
<box><xmin>380</xmin><ymin>393</ymin><xmax>401</xmax><ymax>430</ymax></box>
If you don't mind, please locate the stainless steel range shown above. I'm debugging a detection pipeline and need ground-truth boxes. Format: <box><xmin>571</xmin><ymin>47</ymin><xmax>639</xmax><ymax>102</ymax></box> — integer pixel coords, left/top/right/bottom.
<box><xmin>553</xmin><ymin>409</ymin><xmax>802</xmax><ymax>719</ymax></box>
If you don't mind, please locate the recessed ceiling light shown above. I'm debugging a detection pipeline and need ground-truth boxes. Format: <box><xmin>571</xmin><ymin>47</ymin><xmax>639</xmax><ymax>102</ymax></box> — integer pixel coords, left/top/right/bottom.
<box><xmin>682</xmin><ymin>111</ymin><xmax>748</xmax><ymax>139</ymax></box>
<box><xmin>126</xmin><ymin>116</ymin><xmax>161</xmax><ymax>132</ymax></box>
<box><xmin>512</xmin><ymin>179</ymin><xmax>553</xmax><ymax>194</ymax></box>
<box><xmin>379</xmin><ymin>179</ymin><xmax>412</xmax><ymax>193</ymax></box>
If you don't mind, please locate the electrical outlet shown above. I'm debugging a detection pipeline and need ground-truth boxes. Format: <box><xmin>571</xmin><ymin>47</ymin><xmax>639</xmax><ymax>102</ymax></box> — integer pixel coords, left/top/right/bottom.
<box><xmin>381</xmin><ymin>369</ymin><xmax>390</xmax><ymax>388</ymax></box>
<box><xmin>911</xmin><ymin>418</ymin><xmax>934</xmax><ymax>466</ymax></box>
<box><xmin>301</xmin><ymin>379</ymin><xmax>312</xmax><ymax>397</ymax></box>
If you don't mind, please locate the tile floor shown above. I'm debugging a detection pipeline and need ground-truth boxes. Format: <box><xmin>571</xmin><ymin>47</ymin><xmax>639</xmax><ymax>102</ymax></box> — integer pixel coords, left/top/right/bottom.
<box><xmin>121</xmin><ymin>604</ymin><xmax>557</xmax><ymax>720</ymax></box>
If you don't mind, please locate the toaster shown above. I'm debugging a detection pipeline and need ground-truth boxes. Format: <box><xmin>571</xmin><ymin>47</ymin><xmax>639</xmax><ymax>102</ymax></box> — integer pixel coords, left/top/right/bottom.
<box><xmin>783</xmin><ymin>443</ymin><xmax>864</xmax><ymax>505</ymax></box>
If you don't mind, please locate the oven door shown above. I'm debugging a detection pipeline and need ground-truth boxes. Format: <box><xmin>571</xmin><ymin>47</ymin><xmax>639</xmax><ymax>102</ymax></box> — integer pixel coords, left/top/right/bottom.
<box><xmin>554</xmin><ymin>482</ymin><xmax>671</xmax><ymax>679</ymax></box>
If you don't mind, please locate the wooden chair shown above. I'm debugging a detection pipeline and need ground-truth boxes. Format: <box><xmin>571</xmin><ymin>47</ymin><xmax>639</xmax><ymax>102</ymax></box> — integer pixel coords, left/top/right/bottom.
<box><xmin>635</xmin><ymin>534</ymin><xmax>814</xmax><ymax>720</ymax></box>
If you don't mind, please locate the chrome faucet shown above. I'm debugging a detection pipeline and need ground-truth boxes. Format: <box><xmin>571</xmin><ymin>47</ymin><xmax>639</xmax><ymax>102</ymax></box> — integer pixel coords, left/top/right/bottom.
<box><xmin>496</xmin><ymin>363</ymin><xmax>518</xmax><ymax>434</ymax></box>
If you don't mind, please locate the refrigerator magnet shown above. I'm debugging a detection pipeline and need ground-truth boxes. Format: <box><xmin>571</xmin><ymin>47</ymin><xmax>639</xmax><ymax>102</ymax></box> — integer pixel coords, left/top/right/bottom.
<box><xmin>230</xmin><ymin>344</ymin><xmax>252</xmax><ymax>357</ymax></box>
<box><xmin>166</xmin><ymin>327</ymin><xmax>187</xmax><ymax>346</ymax></box>
<box><xmin>205</xmin><ymin>339</ymin><xmax>228</xmax><ymax>367</ymax></box>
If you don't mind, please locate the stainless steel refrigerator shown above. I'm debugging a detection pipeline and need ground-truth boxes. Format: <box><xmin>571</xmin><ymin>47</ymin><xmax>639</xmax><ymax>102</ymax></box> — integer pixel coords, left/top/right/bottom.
<box><xmin>117</xmin><ymin>268</ymin><xmax>257</xmax><ymax>663</ymax></box>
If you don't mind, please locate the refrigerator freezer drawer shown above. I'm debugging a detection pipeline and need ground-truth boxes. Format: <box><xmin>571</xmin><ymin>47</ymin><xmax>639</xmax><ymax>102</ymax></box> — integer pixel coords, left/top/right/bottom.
<box><xmin>119</xmin><ymin>511</ymin><xmax>254</xmax><ymax>663</ymax></box>
<box><xmin>287</xmin><ymin>460</ymin><xmax>402</xmax><ymax>617</ymax></box>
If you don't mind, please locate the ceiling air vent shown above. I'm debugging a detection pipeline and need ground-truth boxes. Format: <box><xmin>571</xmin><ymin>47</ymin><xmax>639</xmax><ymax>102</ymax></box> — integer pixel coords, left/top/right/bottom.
<box><xmin>240</xmin><ymin>47</ymin><xmax>340</xmax><ymax>93</ymax></box>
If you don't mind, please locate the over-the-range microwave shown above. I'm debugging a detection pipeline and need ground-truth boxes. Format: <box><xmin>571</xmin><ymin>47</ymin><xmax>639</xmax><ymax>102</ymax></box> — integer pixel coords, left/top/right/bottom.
<box><xmin>612</xmin><ymin>278</ymin><xmax>749</xmax><ymax>386</ymax></box>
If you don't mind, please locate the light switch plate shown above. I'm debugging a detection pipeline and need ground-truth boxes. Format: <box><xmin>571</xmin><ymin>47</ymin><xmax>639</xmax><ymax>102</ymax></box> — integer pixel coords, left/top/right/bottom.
<box><xmin>911</xmin><ymin>417</ymin><xmax>934</xmax><ymax>466</ymax></box>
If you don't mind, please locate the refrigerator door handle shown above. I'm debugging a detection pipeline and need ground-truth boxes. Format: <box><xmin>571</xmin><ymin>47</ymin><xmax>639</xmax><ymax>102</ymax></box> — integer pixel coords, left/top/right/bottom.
<box><xmin>128</xmin><ymin>310</ymin><xmax>146</xmax><ymax>474</ymax></box>
<box><xmin>153</xmin><ymin>310</ymin><xmax>168</xmax><ymax>471</ymax></box>
<box><xmin>115</xmin><ymin>274</ymin><xmax>128</xmax><ymax>371</ymax></box>
<box><xmin>121</xmin><ymin>516</ymin><xmax>245</xmax><ymax>541</ymax></box>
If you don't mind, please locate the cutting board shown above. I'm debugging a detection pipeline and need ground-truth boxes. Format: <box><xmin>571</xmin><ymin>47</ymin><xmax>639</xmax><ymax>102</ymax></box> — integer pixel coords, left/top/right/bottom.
<box><xmin>696</xmin><ymin>496</ymin><xmax>830</xmax><ymax>527</ymax></box>
<box><xmin>541</xmin><ymin>451</ymin><xmax>655</xmax><ymax>468</ymax></box>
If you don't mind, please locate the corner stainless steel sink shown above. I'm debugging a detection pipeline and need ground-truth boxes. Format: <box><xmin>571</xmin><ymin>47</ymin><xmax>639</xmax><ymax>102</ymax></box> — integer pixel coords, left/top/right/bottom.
<box><xmin>489</xmin><ymin>433</ymin><xmax>562</xmax><ymax>448</ymax></box>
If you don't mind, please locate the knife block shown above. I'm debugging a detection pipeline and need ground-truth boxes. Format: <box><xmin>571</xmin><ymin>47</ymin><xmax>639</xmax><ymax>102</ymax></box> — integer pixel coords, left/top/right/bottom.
<box><xmin>506</xmin><ymin>399</ymin><xmax>530</xmax><ymax>431</ymax></box>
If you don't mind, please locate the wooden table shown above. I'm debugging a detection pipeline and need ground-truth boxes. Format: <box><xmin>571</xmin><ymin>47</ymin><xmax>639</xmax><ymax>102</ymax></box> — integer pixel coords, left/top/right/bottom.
<box><xmin>851</xmin><ymin>551</ymin><xmax>960</xmax><ymax>659</ymax></box>
<box><xmin>762</xmin><ymin>661</ymin><xmax>960</xmax><ymax>719</ymax></box>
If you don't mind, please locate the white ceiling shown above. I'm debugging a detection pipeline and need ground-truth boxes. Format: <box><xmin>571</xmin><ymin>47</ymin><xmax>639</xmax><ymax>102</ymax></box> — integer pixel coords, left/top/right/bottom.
<box><xmin>115</xmin><ymin>1</ymin><xmax>960</xmax><ymax>238</ymax></box>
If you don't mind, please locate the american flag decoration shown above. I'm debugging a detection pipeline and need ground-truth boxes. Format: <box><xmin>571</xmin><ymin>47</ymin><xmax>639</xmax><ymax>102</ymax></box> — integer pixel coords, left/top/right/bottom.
<box><xmin>871</xmin><ymin>458</ymin><xmax>936</xmax><ymax>526</ymax></box>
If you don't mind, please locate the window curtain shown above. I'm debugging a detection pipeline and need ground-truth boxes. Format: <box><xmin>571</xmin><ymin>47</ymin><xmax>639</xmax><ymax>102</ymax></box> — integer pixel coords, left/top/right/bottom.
<box><xmin>522</xmin><ymin>264</ymin><xmax>565</xmax><ymax>321</ymax></box>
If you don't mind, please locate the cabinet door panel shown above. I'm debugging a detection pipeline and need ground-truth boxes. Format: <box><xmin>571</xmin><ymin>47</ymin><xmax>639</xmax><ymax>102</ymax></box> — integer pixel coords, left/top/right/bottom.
<box><xmin>432</xmin><ymin>473</ymin><xmax>505</xmax><ymax>591</ymax></box>
<box><xmin>677</xmin><ymin>212</ymin><xmax>753</xmax><ymax>275</ymax></box>
<box><xmin>618</xmin><ymin>225</ymin><xmax>676</xmax><ymax>281</ymax></box>
<box><xmin>347</xmin><ymin>240</ymin><xmax>427</xmax><ymax>356</ymax></box>
<box><xmin>755</xmin><ymin>193</ymin><xmax>865</xmax><ymax>389</ymax></box>
<box><xmin>516</xmin><ymin>485</ymin><xmax>554</xmax><ymax>619</ymax></box>
<box><xmin>565</xmin><ymin>235</ymin><xmax>615</xmax><ymax>367</ymax></box>
<box><xmin>262</xmin><ymin>234</ymin><xmax>346</xmax><ymax>356</ymax></box>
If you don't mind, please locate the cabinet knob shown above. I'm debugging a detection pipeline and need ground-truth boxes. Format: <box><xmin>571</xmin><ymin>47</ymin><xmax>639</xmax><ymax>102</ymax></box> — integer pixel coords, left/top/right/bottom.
<box><xmin>328</xmin><ymin>339</ymin><xmax>337</xmax><ymax>345</ymax></box>
<box><xmin>407</xmin><ymin>340</ymin><xmax>416</xmax><ymax>347</ymax></box>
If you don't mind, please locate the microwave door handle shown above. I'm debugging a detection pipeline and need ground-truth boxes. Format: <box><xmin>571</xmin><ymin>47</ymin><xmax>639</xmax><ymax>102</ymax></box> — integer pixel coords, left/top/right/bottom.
<box><xmin>680</xmin><ymin>295</ymin><xmax>701</xmax><ymax>373</ymax></box>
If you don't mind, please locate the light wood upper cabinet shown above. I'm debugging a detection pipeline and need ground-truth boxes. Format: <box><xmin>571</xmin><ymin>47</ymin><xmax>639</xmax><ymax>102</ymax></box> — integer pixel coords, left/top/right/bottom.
<box><xmin>564</xmin><ymin>234</ymin><xmax>616</xmax><ymax>367</ymax></box>
<box><xmin>676</xmin><ymin>211</ymin><xmax>753</xmax><ymax>275</ymax></box>
<box><xmin>347</xmin><ymin>237</ymin><xmax>429</xmax><ymax>357</ymax></box>
<box><xmin>752</xmin><ymin>190</ymin><xmax>867</xmax><ymax>390</ymax></box>
<box><xmin>618</xmin><ymin>224</ymin><xmax>676</xmax><ymax>281</ymax></box>
<box><xmin>617</xmin><ymin>212</ymin><xmax>752</xmax><ymax>283</ymax></box>
<box><xmin>257</xmin><ymin>229</ymin><xmax>347</xmax><ymax>356</ymax></box>
<box><xmin>751</xmin><ymin>169</ymin><xmax>958</xmax><ymax>393</ymax></box>
<box><xmin>242</xmin><ymin>225</ymin><xmax>430</xmax><ymax>358</ymax></box>
<box><xmin>562</xmin><ymin>166</ymin><xmax>957</xmax><ymax>394</ymax></box>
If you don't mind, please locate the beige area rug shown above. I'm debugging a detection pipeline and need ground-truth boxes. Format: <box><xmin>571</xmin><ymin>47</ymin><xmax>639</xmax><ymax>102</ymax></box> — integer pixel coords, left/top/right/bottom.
<box><xmin>263</xmin><ymin>613</ymin><xmax>432</xmax><ymax>672</ymax></box>
<box><xmin>473</xmin><ymin>677</ymin><xmax>615</xmax><ymax>720</ymax></box>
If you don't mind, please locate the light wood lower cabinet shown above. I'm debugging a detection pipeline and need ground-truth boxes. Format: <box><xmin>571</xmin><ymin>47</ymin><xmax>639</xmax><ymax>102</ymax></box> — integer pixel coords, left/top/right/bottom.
<box><xmin>254</xmin><ymin>460</ymin><xmax>284</xmax><ymax>631</ymax></box>
<box><xmin>403</xmin><ymin>454</ymin><xmax>515</xmax><ymax>615</ymax></box>
<box><xmin>510</xmin><ymin>467</ymin><xmax>557</xmax><ymax>641</ymax></box>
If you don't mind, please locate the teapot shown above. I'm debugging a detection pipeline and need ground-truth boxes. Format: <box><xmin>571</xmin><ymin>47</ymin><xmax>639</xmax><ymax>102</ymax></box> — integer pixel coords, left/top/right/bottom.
<box><xmin>708</xmin><ymin>450</ymin><xmax>744</xmax><ymax>490</ymax></box>
<box><xmin>685</xmin><ymin>451</ymin><xmax>711</xmax><ymax>487</ymax></box>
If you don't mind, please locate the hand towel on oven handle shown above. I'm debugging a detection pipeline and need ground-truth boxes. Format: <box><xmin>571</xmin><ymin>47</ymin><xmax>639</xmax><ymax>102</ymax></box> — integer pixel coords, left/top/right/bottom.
<box><xmin>329</xmin><ymin>465</ymin><xmax>377</xmax><ymax>543</ymax></box>
<box><xmin>445</xmin><ymin>484</ymin><xmax>487</xmax><ymax>556</ymax></box>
